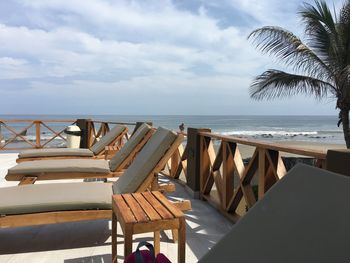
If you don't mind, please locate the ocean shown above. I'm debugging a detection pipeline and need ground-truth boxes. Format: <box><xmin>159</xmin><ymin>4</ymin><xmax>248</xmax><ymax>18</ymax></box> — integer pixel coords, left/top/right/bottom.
<box><xmin>0</xmin><ymin>115</ymin><xmax>345</xmax><ymax>148</ymax></box>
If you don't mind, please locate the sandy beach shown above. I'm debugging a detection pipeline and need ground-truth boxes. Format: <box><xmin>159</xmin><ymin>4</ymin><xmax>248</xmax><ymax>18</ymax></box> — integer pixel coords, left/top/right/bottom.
<box><xmin>235</xmin><ymin>140</ymin><xmax>346</xmax><ymax>159</ymax></box>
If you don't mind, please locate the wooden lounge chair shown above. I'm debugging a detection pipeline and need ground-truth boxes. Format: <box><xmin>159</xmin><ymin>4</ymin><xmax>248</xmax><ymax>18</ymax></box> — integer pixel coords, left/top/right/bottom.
<box><xmin>0</xmin><ymin>127</ymin><xmax>186</xmax><ymax>228</ymax></box>
<box><xmin>199</xmin><ymin>164</ymin><xmax>350</xmax><ymax>263</ymax></box>
<box><xmin>16</xmin><ymin>124</ymin><xmax>129</xmax><ymax>163</ymax></box>
<box><xmin>6</xmin><ymin>124</ymin><xmax>158</xmax><ymax>185</ymax></box>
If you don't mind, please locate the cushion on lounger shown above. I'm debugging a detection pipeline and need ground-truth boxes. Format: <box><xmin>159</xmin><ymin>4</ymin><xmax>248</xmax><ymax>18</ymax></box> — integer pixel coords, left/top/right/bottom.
<box><xmin>113</xmin><ymin>127</ymin><xmax>177</xmax><ymax>194</ymax></box>
<box><xmin>109</xmin><ymin>123</ymin><xmax>152</xmax><ymax>172</ymax></box>
<box><xmin>18</xmin><ymin>148</ymin><xmax>94</xmax><ymax>158</ymax></box>
<box><xmin>0</xmin><ymin>182</ymin><xmax>113</xmax><ymax>215</ymax></box>
<box><xmin>6</xmin><ymin>159</ymin><xmax>110</xmax><ymax>180</ymax></box>
<box><xmin>90</xmin><ymin>124</ymin><xmax>127</xmax><ymax>155</ymax></box>
<box><xmin>199</xmin><ymin>164</ymin><xmax>350</xmax><ymax>263</ymax></box>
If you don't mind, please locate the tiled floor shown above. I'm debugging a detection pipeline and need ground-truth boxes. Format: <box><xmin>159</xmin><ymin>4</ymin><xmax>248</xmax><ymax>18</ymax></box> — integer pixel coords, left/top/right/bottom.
<box><xmin>0</xmin><ymin>153</ymin><xmax>233</xmax><ymax>263</ymax></box>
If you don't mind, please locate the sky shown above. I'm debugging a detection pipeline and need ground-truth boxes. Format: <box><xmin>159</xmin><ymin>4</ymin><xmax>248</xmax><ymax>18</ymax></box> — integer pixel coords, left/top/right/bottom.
<box><xmin>0</xmin><ymin>0</ymin><xmax>344</xmax><ymax>115</ymax></box>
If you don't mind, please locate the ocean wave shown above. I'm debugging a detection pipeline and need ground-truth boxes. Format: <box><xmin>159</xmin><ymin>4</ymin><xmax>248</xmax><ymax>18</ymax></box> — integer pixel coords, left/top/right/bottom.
<box><xmin>317</xmin><ymin>130</ymin><xmax>342</xmax><ymax>134</ymax></box>
<box><xmin>220</xmin><ymin>130</ymin><xmax>319</xmax><ymax>137</ymax></box>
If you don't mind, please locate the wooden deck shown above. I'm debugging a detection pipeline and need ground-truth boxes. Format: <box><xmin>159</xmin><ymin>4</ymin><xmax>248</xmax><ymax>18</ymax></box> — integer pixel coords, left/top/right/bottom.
<box><xmin>0</xmin><ymin>153</ymin><xmax>233</xmax><ymax>263</ymax></box>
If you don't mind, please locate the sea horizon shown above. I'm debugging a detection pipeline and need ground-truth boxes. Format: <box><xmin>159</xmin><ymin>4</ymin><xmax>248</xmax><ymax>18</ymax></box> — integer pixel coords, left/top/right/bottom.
<box><xmin>0</xmin><ymin>114</ymin><xmax>344</xmax><ymax>145</ymax></box>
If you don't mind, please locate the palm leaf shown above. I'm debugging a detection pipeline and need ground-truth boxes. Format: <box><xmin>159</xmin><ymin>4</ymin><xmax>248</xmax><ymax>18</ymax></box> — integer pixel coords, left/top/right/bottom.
<box><xmin>248</xmin><ymin>26</ymin><xmax>333</xmax><ymax>81</ymax></box>
<box><xmin>300</xmin><ymin>1</ymin><xmax>343</xmax><ymax>69</ymax></box>
<box><xmin>250</xmin><ymin>70</ymin><xmax>336</xmax><ymax>100</ymax></box>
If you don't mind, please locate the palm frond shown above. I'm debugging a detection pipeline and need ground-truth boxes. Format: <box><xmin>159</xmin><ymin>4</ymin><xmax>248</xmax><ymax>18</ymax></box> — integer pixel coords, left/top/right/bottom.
<box><xmin>299</xmin><ymin>1</ymin><xmax>343</xmax><ymax>69</ymax></box>
<box><xmin>339</xmin><ymin>1</ymin><xmax>350</xmax><ymax>65</ymax></box>
<box><xmin>248</xmin><ymin>26</ymin><xmax>333</xmax><ymax>81</ymax></box>
<box><xmin>250</xmin><ymin>69</ymin><xmax>336</xmax><ymax>100</ymax></box>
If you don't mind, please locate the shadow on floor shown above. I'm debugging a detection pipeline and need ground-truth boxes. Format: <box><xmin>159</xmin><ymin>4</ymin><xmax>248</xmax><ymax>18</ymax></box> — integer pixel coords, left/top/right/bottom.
<box><xmin>64</xmin><ymin>254</ymin><xmax>112</xmax><ymax>263</ymax></box>
<box><xmin>0</xmin><ymin>219</ymin><xmax>111</xmax><ymax>254</ymax></box>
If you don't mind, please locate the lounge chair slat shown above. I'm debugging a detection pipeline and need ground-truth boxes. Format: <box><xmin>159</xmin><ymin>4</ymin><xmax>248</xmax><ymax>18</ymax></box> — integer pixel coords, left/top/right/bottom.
<box><xmin>113</xmin><ymin>195</ymin><xmax>136</xmax><ymax>223</ymax></box>
<box><xmin>152</xmin><ymin>191</ymin><xmax>183</xmax><ymax>218</ymax></box>
<box><xmin>142</xmin><ymin>192</ymin><xmax>173</xmax><ymax>220</ymax></box>
<box><xmin>122</xmin><ymin>194</ymin><xmax>148</xmax><ymax>223</ymax></box>
<box><xmin>132</xmin><ymin>193</ymin><xmax>162</xmax><ymax>221</ymax></box>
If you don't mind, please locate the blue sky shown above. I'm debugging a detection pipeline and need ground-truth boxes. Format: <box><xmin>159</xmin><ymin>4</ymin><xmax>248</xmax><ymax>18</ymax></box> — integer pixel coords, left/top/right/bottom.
<box><xmin>0</xmin><ymin>0</ymin><xmax>343</xmax><ymax>115</ymax></box>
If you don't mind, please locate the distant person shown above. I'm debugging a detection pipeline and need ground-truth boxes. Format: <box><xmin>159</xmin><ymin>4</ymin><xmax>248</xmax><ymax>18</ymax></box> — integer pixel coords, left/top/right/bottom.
<box><xmin>179</xmin><ymin>123</ymin><xmax>185</xmax><ymax>133</ymax></box>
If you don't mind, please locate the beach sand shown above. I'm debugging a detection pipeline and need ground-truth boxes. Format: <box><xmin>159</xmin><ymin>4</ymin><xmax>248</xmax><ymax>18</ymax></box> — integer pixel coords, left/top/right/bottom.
<box><xmin>235</xmin><ymin>140</ymin><xmax>346</xmax><ymax>159</ymax></box>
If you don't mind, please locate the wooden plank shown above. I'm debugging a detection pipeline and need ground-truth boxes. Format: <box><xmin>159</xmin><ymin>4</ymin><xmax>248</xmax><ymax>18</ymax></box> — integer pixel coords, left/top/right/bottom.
<box><xmin>258</xmin><ymin>148</ymin><xmax>266</xmax><ymax>200</ymax></box>
<box><xmin>174</xmin><ymin>144</ymin><xmax>187</xmax><ymax>179</ymax></box>
<box><xmin>152</xmin><ymin>191</ymin><xmax>184</xmax><ymax>218</ymax></box>
<box><xmin>178</xmin><ymin>217</ymin><xmax>186</xmax><ymax>263</ymax></box>
<box><xmin>230</xmin><ymin>143</ymin><xmax>245</xmax><ymax>178</ymax></box>
<box><xmin>170</xmin><ymin>148</ymin><xmax>180</xmax><ymax>178</ymax></box>
<box><xmin>18</xmin><ymin>176</ymin><xmax>37</xmax><ymax>185</ymax></box>
<box><xmin>122</xmin><ymin>194</ymin><xmax>148</xmax><ymax>223</ymax></box>
<box><xmin>133</xmin><ymin>219</ymin><xmax>179</xmax><ymax>234</ymax></box>
<box><xmin>35</xmin><ymin>121</ymin><xmax>41</xmax><ymax>148</ymax></box>
<box><xmin>200</xmin><ymin>136</ymin><xmax>211</xmax><ymax>193</ymax></box>
<box><xmin>142</xmin><ymin>192</ymin><xmax>173</xmax><ymax>220</ymax></box>
<box><xmin>212</xmin><ymin>142</ymin><xmax>223</xmax><ymax>171</ymax></box>
<box><xmin>227</xmin><ymin>187</ymin><xmax>243</xmax><ymax>212</ymax></box>
<box><xmin>112</xmin><ymin>195</ymin><xmax>136</xmax><ymax>224</ymax></box>
<box><xmin>0</xmin><ymin>210</ymin><xmax>111</xmax><ymax>228</ymax></box>
<box><xmin>202</xmin><ymin>170</ymin><xmax>214</xmax><ymax>195</ymax></box>
<box><xmin>213</xmin><ymin>170</ymin><xmax>223</xmax><ymax>206</ymax></box>
<box><xmin>222</xmin><ymin>141</ymin><xmax>235</xmax><ymax>209</ymax></box>
<box><xmin>112</xmin><ymin>212</ymin><xmax>117</xmax><ymax>263</ymax></box>
<box><xmin>242</xmin><ymin>185</ymin><xmax>256</xmax><ymax>208</ymax></box>
<box><xmin>241</xmin><ymin>149</ymin><xmax>259</xmax><ymax>184</ymax></box>
<box><xmin>16</xmin><ymin>156</ymin><xmax>93</xmax><ymax>163</ymax></box>
<box><xmin>6</xmin><ymin>172</ymin><xmax>112</xmax><ymax>182</ymax></box>
<box><xmin>158</xmin><ymin>182</ymin><xmax>176</xmax><ymax>193</ymax></box>
<box><xmin>264</xmin><ymin>165</ymin><xmax>277</xmax><ymax>192</ymax></box>
<box><xmin>265</xmin><ymin>149</ymin><xmax>279</xmax><ymax>180</ymax></box>
<box><xmin>132</xmin><ymin>193</ymin><xmax>161</xmax><ymax>221</ymax></box>
<box><xmin>171</xmin><ymin>200</ymin><xmax>192</xmax><ymax>211</ymax></box>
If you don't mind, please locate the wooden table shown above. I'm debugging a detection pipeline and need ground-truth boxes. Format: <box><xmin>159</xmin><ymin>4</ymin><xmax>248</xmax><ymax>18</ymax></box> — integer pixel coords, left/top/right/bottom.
<box><xmin>112</xmin><ymin>191</ymin><xmax>186</xmax><ymax>263</ymax></box>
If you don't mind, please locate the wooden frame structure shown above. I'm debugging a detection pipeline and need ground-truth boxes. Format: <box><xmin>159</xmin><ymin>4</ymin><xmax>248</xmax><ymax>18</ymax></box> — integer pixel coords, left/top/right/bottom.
<box><xmin>112</xmin><ymin>191</ymin><xmax>186</xmax><ymax>263</ymax></box>
<box><xmin>0</xmin><ymin>134</ymin><xmax>185</xmax><ymax>228</ymax></box>
<box><xmin>0</xmin><ymin>119</ymin><xmax>76</xmax><ymax>150</ymax></box>
<box><xmin>182</xmin><ymin>130</ymin><xmax>327</xmax><ymax>223</ymax></box>
<box><xmin>0</xmin><ymin>119</ymin><xmax>138</xmax><ymax>151</ymax></box>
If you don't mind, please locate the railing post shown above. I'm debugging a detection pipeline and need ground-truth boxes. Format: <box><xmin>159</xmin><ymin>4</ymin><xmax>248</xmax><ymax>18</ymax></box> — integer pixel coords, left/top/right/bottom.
<box><xmin>35</xmin><ymin>121</ymin><xmax>41</xmax><ymax>148</ymax></box>
<box><xmin>76</xmin><ymin>119</ymin><xmax>91</xmax><ymax>149</ymax></box>
<box><xmin>186</xmin><ymin>127</ymin><xmax>211</xmax><ymax>198</ymax></box>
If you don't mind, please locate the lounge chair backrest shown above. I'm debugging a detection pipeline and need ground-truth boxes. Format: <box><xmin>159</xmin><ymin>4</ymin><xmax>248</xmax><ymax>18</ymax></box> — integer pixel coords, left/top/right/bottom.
<box><xmin>109</xmin><ymin>123</ymin><xmax>152</xmax><ymax>172</ymax></box>
<box><xmin>113</xmin><ymin>127</ymin><xmax>177</xmax><ymax>194</ymax></box>
<box><xmin>199</xmin><ymin>164</ymin><xmax>350</xmax><ymax>263</ymax></box>
<box><xmin>90</xmin><ymin>125</ymin><xmax>127</xmax><ymax>155</ymax></box>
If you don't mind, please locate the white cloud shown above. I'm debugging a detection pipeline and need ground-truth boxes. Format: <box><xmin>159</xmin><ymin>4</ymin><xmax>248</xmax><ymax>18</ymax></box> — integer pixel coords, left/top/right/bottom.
<box><xmin>0</xmin><ymin>0</ymin><xmax>340</xmax><ymax>114</ymax></box>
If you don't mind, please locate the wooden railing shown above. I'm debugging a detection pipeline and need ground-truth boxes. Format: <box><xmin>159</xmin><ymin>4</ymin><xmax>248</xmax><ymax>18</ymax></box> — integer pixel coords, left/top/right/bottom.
<box><xmin>182</xmin><ymin>129</ymin><xmax>327</xmax><ymax>222</ymax></box>
<box><xmin>86</xmin><ymin>120</ymin><xmax>136</xmax><ymax>149</ymax></box>
<box><xmin>0</xmin><ymin>120</ymin><xmax>76</xmax><ymax>150</ymax></box>
<box><xmin>0</xmin><ymin>119</ymin><xmax>138</xmax><ymax>151</ymax></box>
<box><xmin>160</xmin><ymin>136</ymin><xmax>188</xmax><ymax>182</ymax></box>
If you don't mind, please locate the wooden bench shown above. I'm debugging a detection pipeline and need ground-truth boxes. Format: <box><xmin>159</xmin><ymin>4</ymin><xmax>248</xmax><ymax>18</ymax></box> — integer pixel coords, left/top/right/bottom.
<box><xmin>112</xmin><ymin>191</ymin><xmax>186</xmax><ymax>263</ymax></box>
